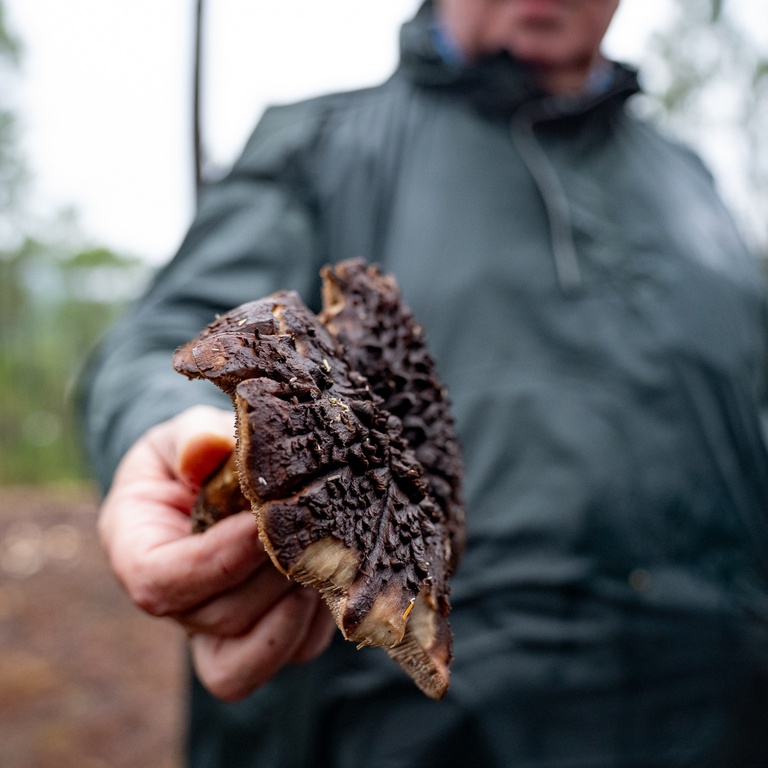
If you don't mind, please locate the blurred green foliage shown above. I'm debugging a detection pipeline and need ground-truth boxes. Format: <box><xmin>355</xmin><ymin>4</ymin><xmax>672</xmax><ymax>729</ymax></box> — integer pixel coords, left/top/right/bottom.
<box><xmin>0</xmin><ymin>2</ymin><xmax>151</xmax><ymax>485</ymax></box>
<box><xmin>0</xmin><ymin>237</ymin><xmax>150</xmax><ymax>484</ymax></box>
<box><xmin>644</xmin><ymin>0</ymin><xmax>768</xmax><ymax>255</ymax></box>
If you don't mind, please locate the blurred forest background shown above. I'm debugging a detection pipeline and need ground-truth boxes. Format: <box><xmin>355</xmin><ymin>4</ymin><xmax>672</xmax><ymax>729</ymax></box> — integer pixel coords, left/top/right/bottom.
<box><xmin>0</xmin><ymin>1</ymin><xmax>152</xmax><ymax>486</ymax></box>
<box><xmin>0</xmin><ymin>0</ymin><xmax>767</xmax><ymax>487</ymax></box>
<box><xmin>0</xmin><ymin>2</ymin><xmax>766</xmax><ymax>766</ymax></box>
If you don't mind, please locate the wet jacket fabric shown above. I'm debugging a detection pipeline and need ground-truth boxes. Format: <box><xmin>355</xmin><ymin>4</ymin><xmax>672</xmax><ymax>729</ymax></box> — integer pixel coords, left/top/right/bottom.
<box><xmin>81</xmin><ymin>2</ymin><xmax>768</xmax><ymax>766</ymax></box>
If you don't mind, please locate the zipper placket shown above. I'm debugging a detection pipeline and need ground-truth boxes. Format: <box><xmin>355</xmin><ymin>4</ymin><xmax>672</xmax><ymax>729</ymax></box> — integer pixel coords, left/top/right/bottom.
<box><xmin>510</xmin><ymin>101</ymin><xmax>583</xmax><ymax>297</ymax></box>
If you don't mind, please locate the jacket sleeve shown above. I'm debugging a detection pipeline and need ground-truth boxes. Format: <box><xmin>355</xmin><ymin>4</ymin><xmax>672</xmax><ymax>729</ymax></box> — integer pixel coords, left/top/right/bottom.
<box><xmin>79</xmin><ymin>102</ymin><xmax>330</xmax><ymax>493</ymax></box>
<box><xmin>760</xmin><ymin>297</ymin><xmax>768</xmax><ymax>447</ymax></box>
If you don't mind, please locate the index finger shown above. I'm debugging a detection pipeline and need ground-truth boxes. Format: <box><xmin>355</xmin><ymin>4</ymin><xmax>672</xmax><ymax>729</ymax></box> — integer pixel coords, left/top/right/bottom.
<box><xmin>100</xmin><ymin>409</ymin><xmax>269</xmax><ymax>616</ymax></box>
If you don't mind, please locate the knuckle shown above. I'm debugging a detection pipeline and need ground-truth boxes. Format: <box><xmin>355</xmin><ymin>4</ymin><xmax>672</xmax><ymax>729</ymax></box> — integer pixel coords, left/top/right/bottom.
<box><xmin>196</xmin><ymin>657</ymin><xmax>251</xmax><ymax>703</ymax></box>
<box><xmin>209</xmin><ymin>548</ymin><xmax>239</xmax><ymax>583</ymax></box>
<box><xmin>216</xmin><ymin>610</ymin><xmax>251</xmax><ymax>638</ymax></box>
<box><xmin>207</xmin><ymin>675</ymin><xmax>249</xmax><ymax>703</ymax></box>
<box><xmin>127</xmin><ymin>581</ymin><xmax>165</xmax><ymax>617</ymax></box>
<box><xmin>196</xmin><ymin>605</ymin><xmax>243</xmax><ymax>637</ymax></box>
<box><xmin>201</xmin><ymin>529</ymin><xmax>260</xmax><ymax>587</ymax></box>
<box><xmin>124</xmin><ymin>561</ymin><xmax>172</xmax><ymax>617</ymax></box>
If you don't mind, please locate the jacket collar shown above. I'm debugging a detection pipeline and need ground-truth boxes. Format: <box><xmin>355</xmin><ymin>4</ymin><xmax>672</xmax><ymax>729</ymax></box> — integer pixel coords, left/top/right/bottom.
<box><xmin>398</xmin><ymin>0</ymin><xmax>641</xmax><ymax>120</ymax></box>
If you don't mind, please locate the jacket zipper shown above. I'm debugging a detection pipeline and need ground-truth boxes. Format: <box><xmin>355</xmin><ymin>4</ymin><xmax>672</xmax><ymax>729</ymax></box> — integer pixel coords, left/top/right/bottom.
<box><xmin>510</xmin><ymin>101</ymin><xmax>583</xmax><ymax>297</ymax></box>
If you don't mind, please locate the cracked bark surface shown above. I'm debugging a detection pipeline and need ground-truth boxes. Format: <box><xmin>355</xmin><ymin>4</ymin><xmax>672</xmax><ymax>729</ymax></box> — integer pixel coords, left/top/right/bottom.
<box><xmin>173</xmin><ymin>261</ymin><xmax>464</xmax><ymax>698</ymax></box>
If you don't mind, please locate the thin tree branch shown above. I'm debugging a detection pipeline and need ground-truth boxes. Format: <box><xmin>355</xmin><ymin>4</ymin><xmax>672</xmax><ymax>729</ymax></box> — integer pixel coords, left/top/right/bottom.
<box><xmin>193</xmin><ymin>0</ymin><xmax>205</xmax><ymax>202</ymax></box>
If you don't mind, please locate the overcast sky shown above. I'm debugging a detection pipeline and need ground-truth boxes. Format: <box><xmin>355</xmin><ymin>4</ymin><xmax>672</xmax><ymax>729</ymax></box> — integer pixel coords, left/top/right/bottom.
<box><xmin>5</xmin><ymin>1</ymin><xmax>679</xmax><ymax>264</ymax></box>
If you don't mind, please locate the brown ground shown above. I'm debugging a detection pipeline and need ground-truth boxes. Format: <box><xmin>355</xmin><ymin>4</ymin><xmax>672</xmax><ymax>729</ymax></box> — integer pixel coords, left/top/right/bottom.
<box><xmin>0</xmin><ymin>485</ymin><xmax>186</xmax><ymax>768</ymax></box>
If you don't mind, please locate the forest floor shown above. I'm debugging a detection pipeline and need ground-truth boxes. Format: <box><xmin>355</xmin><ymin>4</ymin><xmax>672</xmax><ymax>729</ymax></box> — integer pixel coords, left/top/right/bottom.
<box><xmin>0</xmin><ymin>484</ymin><xmax>185</xmax><ymax>768</ymax></box>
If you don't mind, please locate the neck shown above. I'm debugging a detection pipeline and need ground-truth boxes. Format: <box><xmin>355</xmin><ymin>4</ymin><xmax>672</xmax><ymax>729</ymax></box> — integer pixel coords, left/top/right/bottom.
<box><xmin>531</xmin><ymin>53</ymin><xmax>606</xmax><ymax>95</ymax></box>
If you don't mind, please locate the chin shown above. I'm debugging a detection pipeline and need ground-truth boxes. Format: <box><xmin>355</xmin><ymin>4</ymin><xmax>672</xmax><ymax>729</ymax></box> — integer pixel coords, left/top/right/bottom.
<box><xmin>508</xmin><ymin>37</ymin><xmax>586</xmax><ymax>68</ymax></box>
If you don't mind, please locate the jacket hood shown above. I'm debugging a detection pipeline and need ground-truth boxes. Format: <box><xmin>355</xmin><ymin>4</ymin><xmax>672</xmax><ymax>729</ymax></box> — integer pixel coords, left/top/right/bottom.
<box><xmin>398</xmin><ymin>0</ymin><xmax>641</xmax><ymax>121</ymax></box>
<box><xmin>398</xmin><ymin>0</ymin><xmax>642</xmax><ymax>295</ymax></box>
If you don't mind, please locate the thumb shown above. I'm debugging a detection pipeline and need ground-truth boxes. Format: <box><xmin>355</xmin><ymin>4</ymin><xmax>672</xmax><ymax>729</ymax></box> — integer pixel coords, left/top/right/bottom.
<box><xmin>173</xmin><ymin>405</ymin><xmax>236</xmax><ymax>489</ymax></box>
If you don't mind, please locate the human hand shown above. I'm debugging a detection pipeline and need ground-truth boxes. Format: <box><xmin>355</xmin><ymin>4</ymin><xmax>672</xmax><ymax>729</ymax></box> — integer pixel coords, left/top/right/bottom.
<box><xmin>98</xmin><ymin>405</ymin><xmax>336</xmax><ymax>701</ymax></box>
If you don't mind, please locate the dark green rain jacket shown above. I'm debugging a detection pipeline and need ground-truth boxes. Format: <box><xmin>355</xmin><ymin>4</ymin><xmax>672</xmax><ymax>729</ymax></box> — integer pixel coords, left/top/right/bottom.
<box><xmin>81</xmin><ymin>2</ymin><xmax>768</xmax><ymax>766</ymax></box>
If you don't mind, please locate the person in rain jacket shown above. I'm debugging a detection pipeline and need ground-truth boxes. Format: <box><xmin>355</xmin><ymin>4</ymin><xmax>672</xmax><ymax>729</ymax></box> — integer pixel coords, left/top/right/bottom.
<box><xmin>81</xmin><ymin>0</ymin><xmax>768</xmax><ymax>765</ymax></box>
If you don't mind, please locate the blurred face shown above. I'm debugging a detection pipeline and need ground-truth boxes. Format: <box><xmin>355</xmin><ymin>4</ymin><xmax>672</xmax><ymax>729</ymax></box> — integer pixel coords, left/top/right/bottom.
<box><xmin>438</xmin><ymin>0</ymin><xmax>620</xmax><ymax>93</ymax></box>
